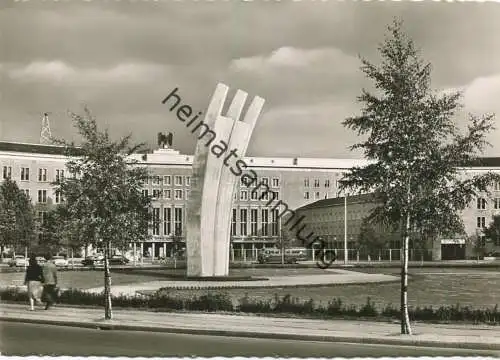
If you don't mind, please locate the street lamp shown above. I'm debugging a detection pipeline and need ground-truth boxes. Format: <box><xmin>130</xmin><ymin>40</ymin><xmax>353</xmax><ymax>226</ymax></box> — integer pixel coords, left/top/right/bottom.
<box><xmin>337</xmin><ymin>189</ymin><xmax>349</xmax><ymax>265</ymax></box>
<box><xmin>344</xmin><ymin>193</ymin><xmax>348</xmax><ymax>264</ymax></box>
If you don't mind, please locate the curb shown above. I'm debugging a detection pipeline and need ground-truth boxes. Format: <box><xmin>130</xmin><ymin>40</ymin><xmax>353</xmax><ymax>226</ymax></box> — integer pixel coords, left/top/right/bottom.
<box><xmin>1</xmin><ymin>316</ymin><xmax>499</xmax><ymax>352</ymax></box>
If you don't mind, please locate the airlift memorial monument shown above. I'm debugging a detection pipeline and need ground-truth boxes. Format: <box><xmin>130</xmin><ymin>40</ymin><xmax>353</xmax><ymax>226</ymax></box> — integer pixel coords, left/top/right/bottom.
<box><xmin>185</xmin><ymin>83</ymin><xmax>265</xmax><ymax>277</ymax></box>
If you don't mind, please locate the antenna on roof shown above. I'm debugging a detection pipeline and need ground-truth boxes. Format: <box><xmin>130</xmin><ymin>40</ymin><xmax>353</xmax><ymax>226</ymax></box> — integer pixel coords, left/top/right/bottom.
<box><xmin>40</xmin><ymin>112</ymin><xmax>52</xmax><ymax>144</ymax></box>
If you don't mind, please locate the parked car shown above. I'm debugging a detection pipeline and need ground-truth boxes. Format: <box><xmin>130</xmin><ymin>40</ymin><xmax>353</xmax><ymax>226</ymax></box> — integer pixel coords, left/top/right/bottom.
<box><xmin>8</xmin><ymin>255</ymin><xmax>28</xmax><ymax>267</ymax></box>
<box><xmin>285</xmin><ymin>248</ymin><xmax>308</xmax><ymax>261</ymax></box>
<box><xmin>109</xmin><ymin>255</ymin><xmax>129</xmax><ymax>265</ymax></box>
<box><xmin>257</xmin><ymin>248</ymin><xmax>298</xmax><ymax>264</ymax></box>
<box><xmin>81</xmin><ymin>255</ymin><xmax>104</xmax><ymax>266</ymax></box>
<box><xmin>53</xmin><ymin>255</ymin><xmax>69</xmax><ymax>268</ymax></box>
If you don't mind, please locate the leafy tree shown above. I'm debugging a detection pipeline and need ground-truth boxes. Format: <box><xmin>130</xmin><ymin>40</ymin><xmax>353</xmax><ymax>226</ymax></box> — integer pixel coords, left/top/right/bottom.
<box><xmin>340</xmin><ymin>19</ymin><xmax>499</xmax><ymax>334</ymax></box>
<box><xmin>481</xmin><ymin>216</ymin><xmax>500</xmax><ymax>256</ymax></box>
<box><xmin>466</xmin><ymin>233</ymin><xmax>485</xmax><ymax>261</ymax></box>
<box><xmin>357</xmin><ymin>218</ymin><xmax>389</xmax><ymax>259</ymax></box>
<box><xmin>53</xmin><ymin>108</ymin><xmax>152</xmax><ymax>320</ymax></box>
<box><xmin>0</xmin><ymin>178</ymin><xmax>37</xmax><ymax>256</ymax></box>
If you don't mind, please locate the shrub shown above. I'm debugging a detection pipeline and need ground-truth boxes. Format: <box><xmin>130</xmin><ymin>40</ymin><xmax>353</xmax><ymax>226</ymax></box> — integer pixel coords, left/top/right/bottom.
<box><xmin>237</xmin><ymin>293</ymin><xmax>272</xmax><ymax>313</ymax></box>
<box><xmin>359</xmin><ymin>297</ymin><xmax>378</xmax><ymax>317</ymax></box>
<box><xmin>1</xmin><ymin>287</ymin><xmax>498</xmax><ymax>325</ymax></box>
<box><xmin>184</xmin><ymin>292</ymin><xmax>233</xmax><ymax>312</ymax></box>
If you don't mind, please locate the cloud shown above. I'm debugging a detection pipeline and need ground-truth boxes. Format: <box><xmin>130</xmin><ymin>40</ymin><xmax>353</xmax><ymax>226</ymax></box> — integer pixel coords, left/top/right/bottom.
<box><xmin>230</xmin><ymin>46</ymin><xmax>358</xmax><ymax>73</ymax></box>
<box><xmin>6</xmin><ymin>61</ymin><xmax>170</xmax><ymax>85</ymax></box>
<box><xmin>462</xmin><ymin>73</ymin><xmax>500</xmax><ymax>115</ymax></box>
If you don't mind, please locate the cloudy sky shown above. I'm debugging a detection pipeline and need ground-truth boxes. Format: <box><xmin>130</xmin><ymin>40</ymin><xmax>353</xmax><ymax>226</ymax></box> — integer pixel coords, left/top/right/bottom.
<box><xmin>1</xmin><ymin>1</ymin><xmax>500</xmax><ymax>159</ymax></box>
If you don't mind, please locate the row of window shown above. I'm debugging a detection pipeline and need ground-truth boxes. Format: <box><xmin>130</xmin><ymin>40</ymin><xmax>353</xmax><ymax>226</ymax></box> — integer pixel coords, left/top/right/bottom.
<box><xmin>146</xmin><ymin>175</ymin><xmax>190</xmax><ymax>187</ymax></box>
<box><xmin>476</xmin><ymin>197</ymin><xmax>500</xmax><ymax>210</ymax></box>
<box><xmin>240</xmin><ymin>177</ymin><xmax>280</xmax><ymax>188</ymax></box>
<box><xmin>304</xmin><ymin>191</ymin><xmax>328</xmax><ymax>200</ymax></box>
<box><xmin>236</xmin><ymin>190</ymin><xmax>279</xmax><ymax>201</ymax></box>
<box><xmin>231</xmin><ymin>208</ymin><xmax>280</xmax><ymax>237</ymax></box>
<box><xmin>143</xmin><ymin>188</ymin><xmax>280</xmax><ymax>202</ymax></box>
<box><xmin>2</xmin><ymin>166</ymin><xmax>65</xmax><ymax>182</ymax></box>
<box><xmin>304</xmin><ymin>178</ymin><xmax>334</xmax><ymax>188</ymax></box>
<box><xmin>143</xmin><ymin>189</ymin><xmax>188</xmax><ymax>200</ymax></box>
<box><xmin>18</xmin><ymin>189</ymin><xmax>64</xmax><ymax>204</ymax></box>
<box><xmin>151</xmin><ymin>207</ymin><xmax>184</xmax><ymax>236</ymax></box>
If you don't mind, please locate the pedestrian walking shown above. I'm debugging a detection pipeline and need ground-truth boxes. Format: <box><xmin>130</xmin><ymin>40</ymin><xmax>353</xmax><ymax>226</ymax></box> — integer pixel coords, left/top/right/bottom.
<box><xmin>42</xmin><ymin>254</ymin><xmax>58</xmax><ymax>310</ymax></box>
<box><xmin>24</xmin><ymin>255</ymin><xmax>44</xmax><ymax>311</ymax></box>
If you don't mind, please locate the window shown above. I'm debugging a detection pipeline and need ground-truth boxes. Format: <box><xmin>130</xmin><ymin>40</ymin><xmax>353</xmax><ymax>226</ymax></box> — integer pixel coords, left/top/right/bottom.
<box><xmin>55</xmin><ymin>190</ymin><xmax>63</xmax><ymax>204</ymax></box>
<box><xmin>175</xmin><ymin>189</ymin><xmax>183</xmax><ymax>200</ymax></box>
<box><xmin>185</xmin><ymin>190</ymin><xmax>190</xmax><ymax>199</ymax></box>
<box><xmin>20</xmin><ymin>167</ymin><xmax>30</xmax><ymax>181</ymax></box>
<box><xmin>271</xmin><ymin>209</ymin><xmax>279</xmax><ymax>236</ymax></box>
<box><xmin>325</xmin><ymin>179</ymin><xmax>330</xmax><ymax>187</ymax></box>
<box><xmin>251</xmin><ymin>190</ymin><xmax>258</xmax><ymax>200</ymax></box>
<box><xmin>261</xmin><ymin>209</ymin><xmax>269</xmax><ymax>236</ymax></box>
<box><xmin>152</xmin><ymin>189</ymin><xmax>162</xmax><ymax>199</ymax></box>
<box><xmin>304</xmin><ymin>192</ymin><xmax>310</xmax><ymax>200</ymax></box>
<box><xmin>240</xmin><ymin>209</ymin><xmax>247</xmax><ymax>236</ymax></box>
<box><xmin>261</xmin><ymin>177</ymin><xmax>269</xmax><ymax>186</ymax></box>
<box><xmin>37</xmin><ymin>190</ymin><xmax>47</xmax><ymax>203</ymax></box>
<box><xmin>174</xmin><ymin>208</ymin><xmax>183</xmax><ymax>236</ymax></box>
<box><xmin>23</xmin><ymin>189</ymin><xmax>30</xmax><ymax>199</ymax></box>
<box><xmin>38</xmin><ymin>168</ymin><xmax>47</xmax><ymax>182</ymax></box>
<box><xmin>249</xmin><ymin>209</ymin><xmax>257</xmax><ymax>235</ymax></box>
<box><xmin>231</xmin><ymin>209</ymin><xmax>237</xmax><ymax>236</ymax></box>
<box><xmin>477</xmin><ymin>216</ymin><xmax>486</xmax><ymax>228</ymax></box>
<box><xmin>2</xmin><ymin>166</ymin><xmax>12</xmax><ymax>179</ymax></box>
<box><xmin>314</xmin><ymin>179</ymin><xmax>320</xmax><ymax>188</ymax></box>
<box><xmin>152</xmin><ymin>208</ymin><xmax>160</xmax><ymax>235</ymax></box>
<box><xmin>55</xmin><ymin>169</ymin><xmax>64</xmax><ymax>182</ymax></box>
<box><xmin>175</xmin><ymin>176</ymin><xmax>183</xmax><ymax>186</ymax></box>
<box><xmin>477</xmin><ymin>197</ymin><xmax>487</xmax><ymax>210</ymax></box>
<box><xmin>185</xmin><ymin>176</ymin><xmax>191</xmax><ymax>186</ymax></box>
<box><xmin>272</xmin><ymin>178</ymin><xmax>280</xmax><ymax>187</ymax></box>
<box><xmin>315</xmin><ymin>192</ymin><xmax>320</xmax><ymax>200</ymax></box>
<box><xmin>240</xmin><ymin>190</ymin><xmax>248</xmax><ymax>201</ymax></box>
<box><xmin>142</xmin><ymin>189</ymin><xmax>149</xmax><ymax>198</ymax></box>
<box><xmin>304</xmin><ymin>178</ymin><xmax>309</xmax><ymax>187</ymax></box>
<box><xmin>163</xmin><ymin>176</ymin><xmax>171</xmax><ymax>186</ymax></box>
<box><xmin>495</xmin><ymin>198</ymin><xmax>500</xmax><ymax>210</ymax></box>
<box><xmin>164</xmin><ymin>189</ymin><xmax>171</xmax><ymax>199</ymax></box>
<box><xmin>142</xmin><ymin>177</ymin><xmax>149</xmax><ymax>186</ymax></box>
<box><xmin>273</xmin><ymin>191</ymin><xmax>279</xmax><ymax>200</ymax></box>
<box><xmin>496</xmin><ymin>182</ymin><xmax>500</xmax><ymax>191</ymax></box>
<box><xmin>163</xmin><ymin>208</ymin><xmax>172</xmax><ymax>236</ymax></box>
<box><xmin>151</xmin><ymin>176</ymin><xmax>160</xmax><ymax>185</ymax></box>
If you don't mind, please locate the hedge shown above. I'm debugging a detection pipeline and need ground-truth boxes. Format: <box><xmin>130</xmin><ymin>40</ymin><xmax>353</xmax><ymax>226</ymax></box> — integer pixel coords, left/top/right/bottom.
<box><xmin>1</xmin><ymin>287</ymin><xmax>498</xmax><ymax>325</ymax></box>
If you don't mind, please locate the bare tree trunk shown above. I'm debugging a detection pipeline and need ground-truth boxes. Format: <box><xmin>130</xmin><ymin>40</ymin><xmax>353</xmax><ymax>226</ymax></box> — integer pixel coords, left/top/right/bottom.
<box><xmin>103</xmin><ymin>240</ymin><xmax>113</xmax><ymax>320</ymax></box>
<box><xmin>401</xmin><ymin>209</ymin><xmax>412</xmax><ymax>334</ymax></box>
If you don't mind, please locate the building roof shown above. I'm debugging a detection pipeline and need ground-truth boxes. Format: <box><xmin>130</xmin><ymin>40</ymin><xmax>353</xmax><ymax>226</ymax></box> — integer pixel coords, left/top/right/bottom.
<box><xmin>296</xmin><ymin>193</ymin><xmax>378</xmax><ymax>211</ymax></box>
<box><xmin>0</xmin><ymin>141</ymin><xmax>82</xmax><ymax>156</ymax></box>
<box><xmin>3</xmin><ymin>140</ymin><xmax>500</xmax><ymax>169</ymax></box>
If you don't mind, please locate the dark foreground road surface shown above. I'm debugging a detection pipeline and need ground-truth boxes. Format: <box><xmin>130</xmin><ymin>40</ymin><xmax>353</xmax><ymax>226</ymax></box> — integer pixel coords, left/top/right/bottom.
<box><xmin>1</xmin><ymin>322</ymin><xmax>498</xmax><ymax>357</ymax></box>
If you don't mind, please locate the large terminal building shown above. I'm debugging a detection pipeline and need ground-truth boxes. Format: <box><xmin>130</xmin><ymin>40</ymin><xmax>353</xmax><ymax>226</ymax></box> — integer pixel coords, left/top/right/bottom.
<box><xmin>1</xmin><ymin>140</ymin><xmax>499</xmax><ymax>261</ymax></box>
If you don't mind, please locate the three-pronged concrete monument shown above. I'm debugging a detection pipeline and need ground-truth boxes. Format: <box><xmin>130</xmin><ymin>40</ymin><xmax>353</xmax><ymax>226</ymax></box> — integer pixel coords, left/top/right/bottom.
<box><xmin>186</xmin><ymin>83</ymin><xmax>265</xmax><ymax>277</ymax></box>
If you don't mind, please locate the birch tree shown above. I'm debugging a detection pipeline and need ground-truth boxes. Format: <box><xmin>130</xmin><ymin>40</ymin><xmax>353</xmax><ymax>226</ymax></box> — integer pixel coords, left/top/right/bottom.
<box><xmin>53</xmin><ymin>108</ymin><xmax>152</xmax><ymax>320</ymax></box>
<box><xmin>340</xmin><ymin>19</ymin><xmax>499</xmax><ymax>335</ymax></box>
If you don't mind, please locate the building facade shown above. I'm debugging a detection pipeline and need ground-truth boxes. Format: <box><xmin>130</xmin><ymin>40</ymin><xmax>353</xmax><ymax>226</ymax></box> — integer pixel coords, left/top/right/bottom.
<box><xmin>2</xmin><ymin>140</ymin><xmax>500</xmax><ymax>260</ymax></box>
<box><xmin>0</xmin><ymin>141</ymin><xmax>369</xmax><ymax>259</ymax></box>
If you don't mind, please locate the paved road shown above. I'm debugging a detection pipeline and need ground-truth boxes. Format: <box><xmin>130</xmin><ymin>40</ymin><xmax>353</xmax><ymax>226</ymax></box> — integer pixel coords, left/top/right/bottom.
<box><xmin>1</xmin><ymin>322</ymin><xmax>498</xmax><ymax>357</ymax></box>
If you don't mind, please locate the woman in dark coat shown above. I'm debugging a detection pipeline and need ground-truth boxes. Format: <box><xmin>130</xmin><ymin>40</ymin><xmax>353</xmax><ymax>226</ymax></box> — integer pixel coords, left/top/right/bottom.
<box><xmin>24</xmin><ymin>255</ymin><xmax>44</xmax><ymax>311</ymax></box>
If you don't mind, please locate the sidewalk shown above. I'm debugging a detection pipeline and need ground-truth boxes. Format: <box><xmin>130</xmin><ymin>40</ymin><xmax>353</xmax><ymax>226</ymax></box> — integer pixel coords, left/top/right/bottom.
<box><xmin>1</xmin><ymin>303</ymin><xmax>498</xmax><ymax>351</ymax></box>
